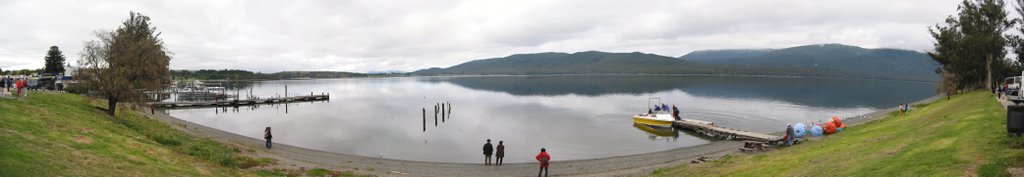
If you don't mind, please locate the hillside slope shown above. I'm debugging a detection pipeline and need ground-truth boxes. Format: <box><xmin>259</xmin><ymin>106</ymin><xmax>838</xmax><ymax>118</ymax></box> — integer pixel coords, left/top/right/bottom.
<box><xmin>415</xmin><ymin>51</ymin><xmax>705</xmax><ymax>75</ymax></box>
<box><xmin>652</xmin><ymin>92</ymin><xmax>1023</xmax><ymax>176</ymax></box>
<box><xmin>414</xmin><ymin>44</ymin><xmax>940</xmax><ymax>81</ymax></box>
<box><xmin>679</xmin><ymin>44</ymin><xmax>940</xmax><ymax>81</ymax></box>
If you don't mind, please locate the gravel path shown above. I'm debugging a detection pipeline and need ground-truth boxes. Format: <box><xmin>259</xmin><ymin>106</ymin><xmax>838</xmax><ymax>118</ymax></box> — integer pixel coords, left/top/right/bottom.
<box><xmin>141</xmin><ymin>95</ymin><xmax>940</xmax><ymax>177</ymax></box>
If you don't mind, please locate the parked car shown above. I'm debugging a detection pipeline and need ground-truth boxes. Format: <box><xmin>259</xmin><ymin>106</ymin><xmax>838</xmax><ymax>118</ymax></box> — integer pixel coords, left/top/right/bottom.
<box><xmin>29</xmin><ymin>76</ymin><xmax>55</xmax><ymax>90</ymax></box>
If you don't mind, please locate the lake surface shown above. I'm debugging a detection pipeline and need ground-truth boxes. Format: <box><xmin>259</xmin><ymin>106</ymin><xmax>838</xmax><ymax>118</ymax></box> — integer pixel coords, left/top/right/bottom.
<box><xmin>166</xmin><ymin>75</ymin><xmax>937</xmax><ymax>163</ymax></box>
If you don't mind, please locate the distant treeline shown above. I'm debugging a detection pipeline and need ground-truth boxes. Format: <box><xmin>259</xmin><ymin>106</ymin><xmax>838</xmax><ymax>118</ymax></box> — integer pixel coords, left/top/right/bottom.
<box><xmin>171</xmin><ymin>69</ymin><xmax>369</xmax><ymax>80</ymax></box>
<box><xmin>0</xmin><ymin>68</ymin><xmax>44</xmax><ymax>76</ymax></box>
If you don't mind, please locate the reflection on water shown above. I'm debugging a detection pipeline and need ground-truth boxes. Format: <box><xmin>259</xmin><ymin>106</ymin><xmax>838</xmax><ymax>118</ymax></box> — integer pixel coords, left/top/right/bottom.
<box><xmin>632</xmin><ymin>123</ymin><xmax>679</xmax><ymax>141</ymax></box>
<box><xmin>167</xmin><ymin>76</ymin><xmax>936</xmax><ymax>163</ymax></box>
<box><xmin>425</xmin><ymin>75</ymin><xmax>936</xmax><ymax>109</ymax></box>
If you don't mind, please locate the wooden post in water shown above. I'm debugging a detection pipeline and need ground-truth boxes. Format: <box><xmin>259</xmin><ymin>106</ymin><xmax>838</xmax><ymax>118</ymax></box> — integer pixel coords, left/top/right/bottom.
<box><xmin>285</xmin><ymin>85</ymin><xmax>288</xmax><ymax>114</ymax></box>
<box><xmin>434</xmin><ymin>104</ymin><xmax>438</xmax><ymax>127</ymax></box>
<box><xmin>423</xmin><ymin>108</ymin><xmax>426</xmax><ymax>132</ymax></box>
<box><xmin>441</xmin><ymin>102</ymin><xmax>445</xmax><ymax>122</ymax></box>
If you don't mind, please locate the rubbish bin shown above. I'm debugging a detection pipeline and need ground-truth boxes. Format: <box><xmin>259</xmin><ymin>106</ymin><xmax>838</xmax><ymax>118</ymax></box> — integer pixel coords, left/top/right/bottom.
<box><xmin>1008</xmin><ymin>105</ymin><xmax>1024</xmax><ymax>136</ymax></box>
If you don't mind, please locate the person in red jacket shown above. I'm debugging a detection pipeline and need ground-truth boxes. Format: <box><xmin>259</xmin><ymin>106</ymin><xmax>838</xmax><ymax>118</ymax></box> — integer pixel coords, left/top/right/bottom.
<box><xmin>535</xmin><ymin>148</ymin><xmax>550</xmax><ymax>177</ymax></box>
<box><xmin>15</xmin><ymin>78</ymin><xmax>22</xmax><ymax>97</ymax></box>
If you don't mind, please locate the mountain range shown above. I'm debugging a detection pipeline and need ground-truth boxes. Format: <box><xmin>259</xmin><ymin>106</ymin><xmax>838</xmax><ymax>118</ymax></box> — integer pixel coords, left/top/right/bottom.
<box><xmin>413</xmin><ymin>44</ymin><xmax>942</xmax><ymax>81</ymax></box>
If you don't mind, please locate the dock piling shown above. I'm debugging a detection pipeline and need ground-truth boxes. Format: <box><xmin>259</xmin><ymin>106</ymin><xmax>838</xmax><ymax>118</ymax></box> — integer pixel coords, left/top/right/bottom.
<box><xmin>423</xmin><ymin>108</ymin><xmax>426</xmax><ymax>132</ymax></box>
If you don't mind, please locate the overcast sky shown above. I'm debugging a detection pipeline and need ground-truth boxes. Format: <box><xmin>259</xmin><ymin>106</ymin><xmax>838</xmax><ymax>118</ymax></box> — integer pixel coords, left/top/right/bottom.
<box><xmin>0</xmin><ymin>0</ymin><xmax>974</xmax><ymax>72</ymax></box>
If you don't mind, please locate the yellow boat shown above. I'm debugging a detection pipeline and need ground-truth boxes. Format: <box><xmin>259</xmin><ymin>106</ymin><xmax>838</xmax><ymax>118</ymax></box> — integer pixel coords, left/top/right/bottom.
<box><xmin>633</xmin><ymin>98</ymin><xmax>677</xmax><ymax>128</ymax></box>
<box><xmin>633</xmin><ymin>113</ymin><xmax>676</xmax><ymax>127</ymax></box>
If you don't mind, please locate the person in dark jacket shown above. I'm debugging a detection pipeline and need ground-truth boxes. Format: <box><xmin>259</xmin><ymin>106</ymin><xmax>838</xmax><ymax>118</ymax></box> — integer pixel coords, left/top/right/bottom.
<box><xmin>264</xmin><ymin>127</ymin><xmax>273</xmax><ymax>149</ymax></box>
<box><xmin>483</xmin><ymin>139</ymin><xmax>494</xmax><ymax>165</ymax></box>
<box><xmin>536</xmin><ymin>148</ymin><xmax>550</xmax><ymax>177</ymax></box>
<box><xmin>496</xmin><ymin>141</ymin><xmax>505</xmax><ymax>166</ymax></box>
<box><xmin>785</xmin><ymin>124</ymin><xmax>794</xmax><ymax>146</ymax></box>
<box><xmin>672</xmin><ymin>104</ymin><xmax>681</xmax><ymax>120</ymax></box>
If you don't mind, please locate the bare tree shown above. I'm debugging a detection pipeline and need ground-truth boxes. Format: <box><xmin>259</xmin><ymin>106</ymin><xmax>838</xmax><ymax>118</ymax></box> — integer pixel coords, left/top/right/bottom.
<box><xmin>78</xmin><ymin>11</ymin><xmax>171</xmax><ymax>116</ymax></box>
<box><xmin>938</xmin><ymin>69</ymin><xmax>959</xmax><ymax>100</ymax></box>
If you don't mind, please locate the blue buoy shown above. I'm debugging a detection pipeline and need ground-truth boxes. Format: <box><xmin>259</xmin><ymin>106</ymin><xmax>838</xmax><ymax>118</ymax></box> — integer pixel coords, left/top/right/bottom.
<box><xmin>793</xmin><ymin>123</ymin><xmax>806</xmax><ymax>138</ymax></box>
<box><xmin>811</xmin><ymin>125</ymin><xmax>824</xmax><ymax>136</ymax></box>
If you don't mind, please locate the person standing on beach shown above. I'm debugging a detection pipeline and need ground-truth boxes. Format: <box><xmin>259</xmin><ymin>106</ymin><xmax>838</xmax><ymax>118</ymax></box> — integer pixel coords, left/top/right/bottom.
<box><xmin>496</xmin><ymin>141</ymin><xmax>505</xmax><ymax>166</ymax></box>
<box><xmin>536</xmin><ymin>148</ymin><xmax>550</xmax><ymax>177</ymax></box>
<box><xmin>483</xmin><ymin>139</ymin><xmax>494</xmax><ymax>165</ymax></box>
<box><xmin>264</xmin><ymin>127</ymin><xmax>273</xmax><ymax>149</ymax></box>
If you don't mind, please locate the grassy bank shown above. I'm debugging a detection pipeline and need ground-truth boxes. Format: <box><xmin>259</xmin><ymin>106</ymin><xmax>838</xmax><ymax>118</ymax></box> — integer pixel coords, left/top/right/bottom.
<box><xmin>0</xmin><ymin>92</ymin><xmax>361</xmax><ymax>176</ymax></box>
<box><xmin>652</xmin><ymin>91</ymin><xmax>1024</xmax><ymax>176</ymax></box>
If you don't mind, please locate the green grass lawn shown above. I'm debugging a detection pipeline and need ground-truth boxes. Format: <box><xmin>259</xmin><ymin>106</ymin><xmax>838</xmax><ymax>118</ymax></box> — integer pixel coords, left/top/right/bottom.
<box><xmin>0</xmin><ymin>91</ymin><xmax>262</xmax><ymax>176</ymax></box>
<box><xmin>652</xmin><ymin>91</ymin><xmax>1024</xmax><ymax>176</ymax></box>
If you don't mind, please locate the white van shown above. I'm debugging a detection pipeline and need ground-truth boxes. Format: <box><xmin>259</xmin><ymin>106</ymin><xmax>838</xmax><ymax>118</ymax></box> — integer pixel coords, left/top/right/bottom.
<box><xmin>1007</xmin><ymin>72</ymin><xmax>1024</xmax><ymax>96</ymax></box>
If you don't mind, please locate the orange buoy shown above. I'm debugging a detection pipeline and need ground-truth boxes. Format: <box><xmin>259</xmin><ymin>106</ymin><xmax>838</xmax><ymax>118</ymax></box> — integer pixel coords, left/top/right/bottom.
<box><xmin>824</xmin><ymin>121</ymin><xmax>837</xmax><ymax>134</ymax></box>
<box><xmin>832</xmin><ymin>116</ymin><xmax>843</xmax><ymax>128</ymax></box>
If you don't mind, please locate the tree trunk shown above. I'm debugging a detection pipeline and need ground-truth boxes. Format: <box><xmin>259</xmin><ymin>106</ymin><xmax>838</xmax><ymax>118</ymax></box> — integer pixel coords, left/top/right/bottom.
<box><xmin>987</xmin><ymin>55</ymin><xmax>993</xmax><ymax>91</ymax></box>
<box><xmin>107</xmin><ymin>97</ymin><xmax>118</xmax><ymax>116</ymax></box>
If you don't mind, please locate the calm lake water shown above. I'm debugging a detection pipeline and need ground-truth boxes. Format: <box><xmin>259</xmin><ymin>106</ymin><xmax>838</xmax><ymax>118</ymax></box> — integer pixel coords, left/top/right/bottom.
<box><xmin>167</xmin><ymin>75</ymin><xmax>937</xmax><ymax>163</ymax></box>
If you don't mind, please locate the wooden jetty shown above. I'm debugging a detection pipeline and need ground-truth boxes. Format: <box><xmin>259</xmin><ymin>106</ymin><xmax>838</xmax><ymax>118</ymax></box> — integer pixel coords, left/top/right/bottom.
<box><xmin>673</xmin><ymin>119</ymin><xmax>783</xmax><ymax>144</ymax></box>
<box><xmin>150</xmin><ymin>94</ymin><xmax>329</xmax><ymax>108</ymax></box>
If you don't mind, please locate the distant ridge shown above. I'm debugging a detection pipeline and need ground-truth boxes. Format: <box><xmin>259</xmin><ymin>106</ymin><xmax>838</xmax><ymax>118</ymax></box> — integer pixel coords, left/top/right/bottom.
<box><xmin>413</xmin><ymin>44</ymin><xmax>941</xmax><ymax>81</ymax></box>
<box><xmin>414</xmin><ymin>51</ymin><xmax>707</xmax><ymax>75</ymax></box>
<box><xmin>679</xmin><ymin>44</ymin><xmax>940</xmax><ymax>81</ymax></box>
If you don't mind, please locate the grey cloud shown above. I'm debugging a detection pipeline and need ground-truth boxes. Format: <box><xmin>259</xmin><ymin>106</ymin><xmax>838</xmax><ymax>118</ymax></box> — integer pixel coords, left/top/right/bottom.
<box><xmin>0</xmin><ymin>0</ymin><xmax>965</xmax><ymax>72</ymax></box>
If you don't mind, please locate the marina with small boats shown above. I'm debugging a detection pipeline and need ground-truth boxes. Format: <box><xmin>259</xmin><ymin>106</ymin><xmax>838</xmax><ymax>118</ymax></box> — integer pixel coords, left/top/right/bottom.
<box><xmin>151</xmin><ymin>80</ymin><xmax>330</xmax><ymax>108</ymax></box>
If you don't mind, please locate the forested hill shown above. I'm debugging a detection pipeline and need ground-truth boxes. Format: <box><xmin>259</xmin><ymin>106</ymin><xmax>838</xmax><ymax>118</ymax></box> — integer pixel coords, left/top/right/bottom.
<box><xmin>414</xmin><ymin>51</ymin><xmax>708</xmax><ymax>75</ymax></box>
<box><xmin>413</xmin><ymin>44</ymin><xmax>941</xmax><ymax>81</ymax></box>
<box><xmin>679</xmin><ymin>44</ymin><xmax>941</xmax><ymax>81</ymax></box>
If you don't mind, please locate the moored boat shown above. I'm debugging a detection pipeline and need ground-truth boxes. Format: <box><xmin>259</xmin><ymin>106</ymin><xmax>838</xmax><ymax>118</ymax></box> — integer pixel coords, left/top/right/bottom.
<box><xmin>633</xmin><ymin>98</ymin><xmax>676</xmax><ymax>127</ymax></box>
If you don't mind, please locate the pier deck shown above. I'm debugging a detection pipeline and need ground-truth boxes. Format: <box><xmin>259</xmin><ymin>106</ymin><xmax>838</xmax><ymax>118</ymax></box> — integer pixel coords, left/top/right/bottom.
<box><xmin>151</xmin><ymin>94</ymin><xmax>329</xmax><ymax>108</ymax></box>
<box><xmin>673</xmin><ymin>119</ymin><xmax>783</xmax><ymax>144</ymax></box>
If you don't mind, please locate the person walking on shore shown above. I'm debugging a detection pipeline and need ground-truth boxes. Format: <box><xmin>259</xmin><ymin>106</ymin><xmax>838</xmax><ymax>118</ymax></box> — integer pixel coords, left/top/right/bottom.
<box><xmin>536</xmin><ymin>148</ymin><xmax>550</xmax><ymax>177</ymax></box>
<box><xmin>482</xmin><ymin>139</ymin><xmax>494</xmax><ymax>165</ymax></box>
<box><xmin>496</xmin><ymin>141</ymin><xmax>505</xmax><ymax>166</ymax></box>
<box><xmin>264</xmin><ymin>127</ymin><xmax>273</xmax><ymax>149</ymax></box>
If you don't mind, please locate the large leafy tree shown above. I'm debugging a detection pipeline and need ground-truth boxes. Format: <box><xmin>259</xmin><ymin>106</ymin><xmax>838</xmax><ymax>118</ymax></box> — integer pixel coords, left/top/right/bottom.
<box><xmin>1009</xmin><ymin>0</ymin><xmax>1024</xmax><ymax>70</ymax></box>
<box><xmin>43</xmin><ymin>46</ymin><xmax>66</xmax><ymax>75</ymax></box>
<box><xmin>930</xmin><ymin>0</ymin><xmax>1013</xmax><ymax>91</ymax></box>
<box><xmin>78</xmin><ymin>11</ymin><xmax>171</xmax><ymax>116</ymax></box>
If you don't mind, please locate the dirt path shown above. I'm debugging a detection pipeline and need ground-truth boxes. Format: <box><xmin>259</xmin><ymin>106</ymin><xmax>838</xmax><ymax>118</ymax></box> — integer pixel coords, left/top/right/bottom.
<box><xmin>141</xmin><ymin>95</ymin><xmax>941</xmax><ymax>177</ymax></box>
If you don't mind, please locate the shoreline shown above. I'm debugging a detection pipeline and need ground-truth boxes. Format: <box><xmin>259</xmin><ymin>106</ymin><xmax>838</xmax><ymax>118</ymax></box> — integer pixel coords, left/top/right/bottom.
<box><xmin>184</xmin><ymin>73</ymin><xmax>940</xmax><ymax>84</ymax></box>
<box><xmin>144</xmin><ymin>94</ymin><xmax>943</xmax><ymax>176</ymax></box>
